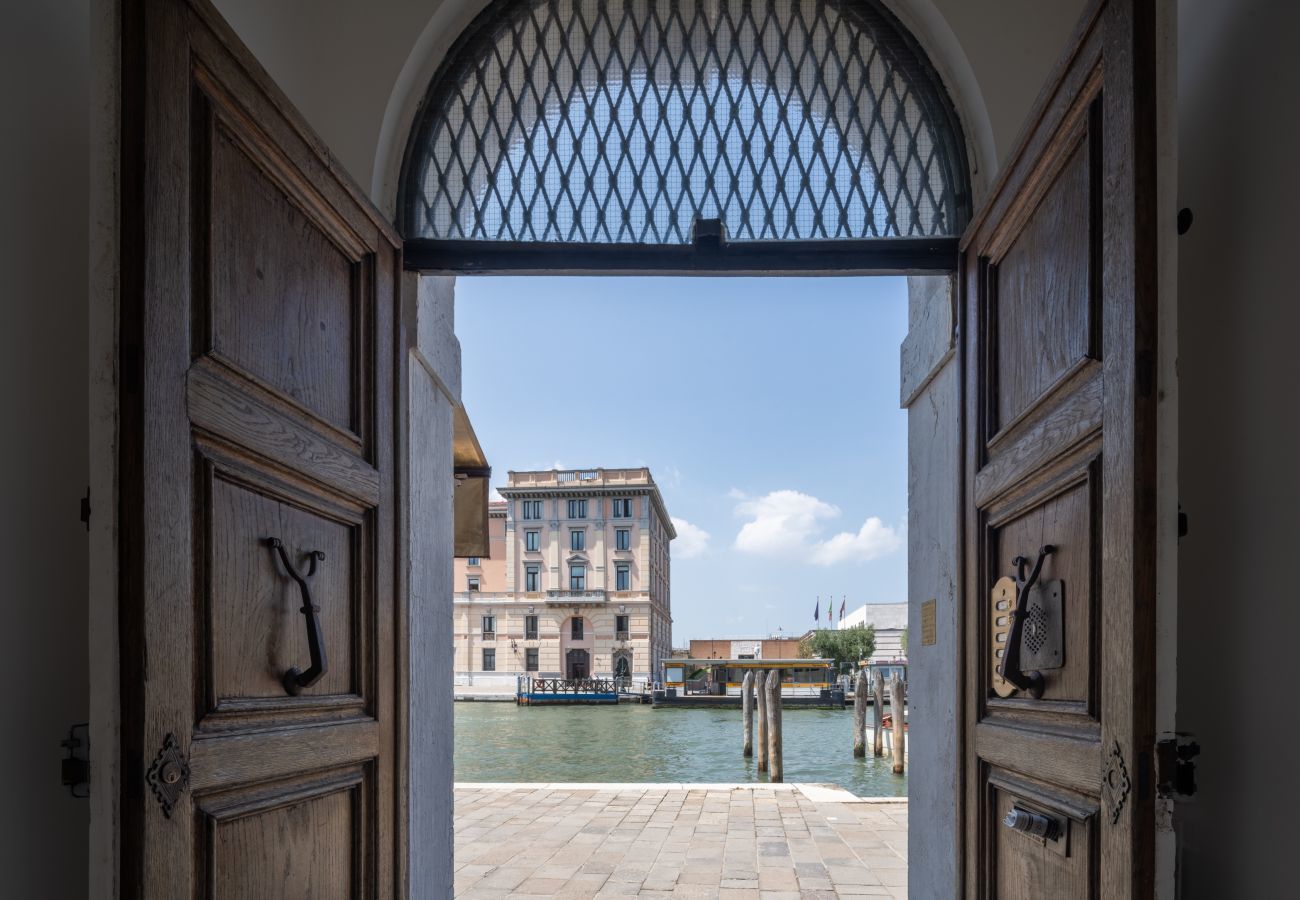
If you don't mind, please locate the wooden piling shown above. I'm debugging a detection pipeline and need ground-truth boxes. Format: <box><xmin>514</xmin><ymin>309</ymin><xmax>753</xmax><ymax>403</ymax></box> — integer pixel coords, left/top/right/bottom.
<box><xmin>742</xmin><ymin>671</ymin><xmax>754</xmax><ymax>757</ymax></box>
<box><xmin>755</xmin><ymin>669</ymin><xmax>768</xmax><ymax>772</ymax></box>
<box><xmin>890</xmin><ymin>675</ymin><xmax>906</xmax><ymax>774</ymax></box>
<box><xmin>853</xmin><ymin>670</ymin><xmax>868</xmax><ymax>757</ymax></box>
<box><xmin>766</xmin><ymin>669</ymin><xmax>783</xmax><ymax>783</ymax></box>
<box><xmin>872</xmin><ymin>675</ymin><xmax>885</xmax><ymax>757</ymax></box>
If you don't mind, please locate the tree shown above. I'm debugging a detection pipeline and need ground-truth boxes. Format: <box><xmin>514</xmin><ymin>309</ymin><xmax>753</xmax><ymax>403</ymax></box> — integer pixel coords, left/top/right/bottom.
<box><xmin>799</xmin><ymin>625</ymin><xmax>875</xmax><ymax>670</ymax></box>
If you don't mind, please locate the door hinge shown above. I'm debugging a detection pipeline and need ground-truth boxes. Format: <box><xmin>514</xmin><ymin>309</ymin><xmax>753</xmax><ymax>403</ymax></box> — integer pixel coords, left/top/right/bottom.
<box><xmin>80</xmin><ymin>487</ymin><xmax>91</xmax><ymax>531</ymax></box>
<box><xmin>1156</xmin><ymin>734</ymin><xmax>1199</xmax><ymax>798</ymax></box>
<box><xmin>61</xmin><ymin>723</ymin><xmax>90</xmax><ymax>798</ymax></box>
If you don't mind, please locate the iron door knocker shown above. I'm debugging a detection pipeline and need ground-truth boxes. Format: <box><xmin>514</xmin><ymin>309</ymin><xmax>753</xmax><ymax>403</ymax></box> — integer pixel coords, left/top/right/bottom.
<box><xmin>267</xmin><ymin>537</ymin><xmax>328</xmax><ymax>696</ymax></box>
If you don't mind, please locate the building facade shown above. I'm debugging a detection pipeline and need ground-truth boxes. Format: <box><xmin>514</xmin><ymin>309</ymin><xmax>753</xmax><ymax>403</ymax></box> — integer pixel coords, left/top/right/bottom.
<box><xmin>839</xmin><ymin>602</ymin><xmax>909</xmax><ymax>665</ymax></box>
<box><xmin>687</xmin><ymin>637</ymin><xmax>805</xmax><ymax>660</ymax></box>
<box><xmin>453</xmin><ymin>468</ymin><xmax>675</xmax><ymax>688</ymax></box>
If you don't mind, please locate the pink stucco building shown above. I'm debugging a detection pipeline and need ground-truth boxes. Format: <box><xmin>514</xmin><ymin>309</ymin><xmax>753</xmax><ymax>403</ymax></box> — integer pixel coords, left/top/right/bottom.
<box><xmin>453</xmin><ymin>468</ymin><xmax>675</xmax><ymax>688</ymax></box>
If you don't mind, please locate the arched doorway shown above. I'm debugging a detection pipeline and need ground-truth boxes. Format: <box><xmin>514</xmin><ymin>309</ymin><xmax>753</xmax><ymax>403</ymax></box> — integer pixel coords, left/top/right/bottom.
<box><xmin>391</xmin><ymin>2</ymin><xmax>978</xmax><ymax>895</ymax></box>
<box><xmin>612</xmin><ymin>649</ymin><xmax>633</xmax><ymax>688</ymax></box>
<box><xmin>397</xmin><ymin>0</ymin><xmax>972</xmax><ymax>272</ymax></box>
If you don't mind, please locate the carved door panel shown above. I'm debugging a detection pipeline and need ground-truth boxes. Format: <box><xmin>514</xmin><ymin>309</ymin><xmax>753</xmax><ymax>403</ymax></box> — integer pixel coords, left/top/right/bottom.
<box><xmin>121</xmin><ymin>0</ymin><xmax>404</xmax><ymax>897</ymax></box>
<box><xmin>961</xmin><ymin>0</ymin><xmax>1156</xmax><ymax>897</ymax></box>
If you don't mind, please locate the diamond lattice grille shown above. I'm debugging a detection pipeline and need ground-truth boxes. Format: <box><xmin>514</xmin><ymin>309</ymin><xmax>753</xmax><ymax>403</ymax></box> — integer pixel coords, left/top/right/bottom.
<box><xmin>401</xmin><ymin>0</ymin><xmax>968</xmax><ymax>243</ymax></box>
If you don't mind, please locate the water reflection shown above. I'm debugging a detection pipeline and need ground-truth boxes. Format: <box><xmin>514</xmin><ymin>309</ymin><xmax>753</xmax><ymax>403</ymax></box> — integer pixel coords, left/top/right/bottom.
<box><xmin>455</xmin><ymin>702</ymin><xmax>906</xmax><ymax>798</ymax></box>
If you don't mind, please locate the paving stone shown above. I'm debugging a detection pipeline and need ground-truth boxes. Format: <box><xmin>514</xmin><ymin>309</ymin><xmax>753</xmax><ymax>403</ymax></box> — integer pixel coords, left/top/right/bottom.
<box><xmin>454</xmin><ymin>787</ymin><xmax>906</xmax><ymax>899</ymax></box>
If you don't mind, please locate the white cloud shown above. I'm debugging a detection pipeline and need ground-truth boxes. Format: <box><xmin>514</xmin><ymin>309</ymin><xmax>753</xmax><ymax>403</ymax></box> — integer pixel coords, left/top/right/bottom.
<box><xmin>732</xmin><ymin>489</ymin><xmax>902</xmax><ymax>566</ymax></box>
<box><xmin>733</xmin><ymin>490</ymin><xmax>840</xmax><ymax>555</ymax></box>
<box><xmin>809</xmin><ymin>516</ymin><xmax>902</xmax><ymax>565</ymax></box>
<box><xmin>670</xmin><ymin>517</ymin><xmax>711</xmax><ymax>558</ymax></box>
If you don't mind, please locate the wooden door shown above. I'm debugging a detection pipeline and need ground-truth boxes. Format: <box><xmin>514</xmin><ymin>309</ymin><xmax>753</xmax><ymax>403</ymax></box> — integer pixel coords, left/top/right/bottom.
<box><xmin>961</xmin><ymin>0</ymin><xmax>1156</xmax><ymax>896</ymax></box>
<box><xmin>120</xmin><ymin>0</ymin><xmax>405</xmax><ymax>897</ymax></box>
<box><xmin>566</xmin><ymin>649</ymin><xmax>589</xmax><ymax>680</ymax></box>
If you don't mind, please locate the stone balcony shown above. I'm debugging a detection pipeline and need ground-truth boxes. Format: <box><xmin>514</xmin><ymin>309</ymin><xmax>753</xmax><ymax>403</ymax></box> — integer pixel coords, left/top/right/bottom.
<box><xmin>505</xmin><ymin>467</ymin><xmax>655</xmax><ymax>489</ymax></box>
<box><xmin>453</xmin><ymin>590</ymin><xmax>650</xmax><ymax>606</ymax></box>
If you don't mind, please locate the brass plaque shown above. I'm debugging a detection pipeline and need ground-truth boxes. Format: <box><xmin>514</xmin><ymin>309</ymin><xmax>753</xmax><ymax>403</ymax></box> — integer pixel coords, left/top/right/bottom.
<box><xmin>990</xmin><ymin>576</ymin><xmax>1017</xmax><ymax>698</ymax></box>
<box><xmin>921</xmin><ymin>599</ymin><xmax>937</xmax><ymax>646</ymax></box>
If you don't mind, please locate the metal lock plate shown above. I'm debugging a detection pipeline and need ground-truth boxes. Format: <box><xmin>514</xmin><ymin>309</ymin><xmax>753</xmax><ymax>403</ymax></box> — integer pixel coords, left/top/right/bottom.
<box><xmin>1021</xmin><ymin>579</ymin><xmax>1065</xmax><ymax>671</ymax></box>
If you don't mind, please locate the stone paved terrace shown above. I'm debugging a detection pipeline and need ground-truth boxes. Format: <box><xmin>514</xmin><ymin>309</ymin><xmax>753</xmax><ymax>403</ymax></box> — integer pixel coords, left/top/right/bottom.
<box><xmin>454</xmin><ymin>783</ymin><xmax>907</xmax><ymax>898</ymax></box>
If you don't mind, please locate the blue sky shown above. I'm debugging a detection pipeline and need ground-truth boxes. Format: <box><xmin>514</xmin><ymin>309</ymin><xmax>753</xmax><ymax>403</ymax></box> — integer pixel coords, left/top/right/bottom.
<box><xmin>455</xmin><ymin>275</ymin><xmax>908</xmax><ymax>644</ymax></box>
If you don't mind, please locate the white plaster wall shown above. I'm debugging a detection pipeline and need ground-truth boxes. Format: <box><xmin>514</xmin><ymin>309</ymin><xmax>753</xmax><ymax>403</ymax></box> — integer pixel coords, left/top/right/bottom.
<box><xmin>0</xmin><ymin>2</ymin><xmax>92</xmax><ymax>898</ymax></box>
<box><xmin>1174</xmin><ymin>0</ymin><xmax>1300</xmax><ymax>895</ymax></box>
<box><xmin>900</xmin><ymin>274</ymin><xmax>960</xmax><ymax>899</ymax></box>
<box><xmin>211</xmin><ymin>0</ymin><xmax>440</xmax><ymax>206</ymax></box>
<box><xmin>407</xmin><ymin>274</ymin><xmax>460</xmax><ymax>900</ymax></box>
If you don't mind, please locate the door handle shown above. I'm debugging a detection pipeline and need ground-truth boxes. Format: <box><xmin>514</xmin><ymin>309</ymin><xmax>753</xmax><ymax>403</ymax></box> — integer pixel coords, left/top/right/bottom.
<box><xmin>999</xmin><ymin>544</ymin><xmax>1054</xmax><ymax>699</ymax></box>
<box><xmin>267</xmin><ymin>538</ymin><xmax>328</xmax><ymax>695</ymax></box>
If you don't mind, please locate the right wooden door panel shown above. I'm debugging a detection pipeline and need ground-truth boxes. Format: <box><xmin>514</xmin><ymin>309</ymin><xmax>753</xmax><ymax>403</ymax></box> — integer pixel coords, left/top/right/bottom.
<box><xmin>961</xmin><ymin>1</ymin><xmax>1157</xmax><ymax>896</ymax></box>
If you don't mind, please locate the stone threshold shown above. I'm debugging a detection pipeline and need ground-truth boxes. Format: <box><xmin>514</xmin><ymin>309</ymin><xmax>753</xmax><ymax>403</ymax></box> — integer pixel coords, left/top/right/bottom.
<box><xmin>454</xmin><ymin>781</ymin><xmax>907</xmax><ymax>804</ymax></box>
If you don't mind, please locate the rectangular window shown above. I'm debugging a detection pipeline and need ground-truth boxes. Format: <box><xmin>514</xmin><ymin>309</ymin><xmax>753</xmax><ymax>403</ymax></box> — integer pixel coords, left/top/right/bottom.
<box><xmin>467</xmin><ymin>576</ymin><xmax>480</xmax><ymax>592</ymax></box>
<box><xmin>467</xmin><ymin>556</ymin><xmax>480</xmax><ymax>566</ymax></box>
<box><xmin>570</xmin><ymin>565</ymin><xmax>585</xmax><ymax>591</ymax></box>
<box><xmin>570</xmin><ymin>529</ymin><xmax>585</xmax><ymax>551</ymax></box>
<box><xmin>613</xmin><ymin>498</ymin><xmax>632</xmax><ymax>518</ymax></box>
<box><xmin>567</xmin><ymin>499</ymin><xmax>587</xmax><ymax>518</ymax></box>
<box><xmin>524</xmin><ymin>564</ymin><xmax>539</xmax><ymax>592</ymax></box>
<box><xmin>481</xmin><ymin>615</ymin><xmax>495</xmax><ymax>637</ymax></box>
<box><xmin>615</xmin><ymin>528</ymin><xmax>630</xmax><ymax>550</ymax></box>
<box><xmin>615</xmin><ymin>564</ymin><xmax>630</xmax><ymax>591</ymax></box>
<box><xmin>482</xmin><ymin>648</ymin><xmax>495</xmax><ymax>671</ymax></box>
<box><xmin>525</xmin><ymin>530</ymin><xmax>539</xmax><ymax>551</ymax></box>
<box><xmin>522</xmin><ymin>500</ymin><xmax>542</xmax><ymax>520</ymax></box>
<box><xmin>616</xmin><ymin>614</ymin><xmax>629</xmax><ymax>639</ymax></box>
<box><xmin>571</xmin><ymin>617</ymin><xmax>584</xmax><ymax>640</ymax></box>
<box><xmin>525</xmin><ymin>614</ymin><xmax>538</xmax><ymax>640</ymax></box>
<box><xmin>525</xmin><ymin>648</ymin><xmax>538</xmax><ymax>671</ymax></box>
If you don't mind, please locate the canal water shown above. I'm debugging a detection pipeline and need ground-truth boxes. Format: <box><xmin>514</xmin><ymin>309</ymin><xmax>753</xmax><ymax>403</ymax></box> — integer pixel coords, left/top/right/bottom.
<box><xmin>455</xmin><ymin>702</ymin><xmax>907</xmax><ymax>798</ymax></box>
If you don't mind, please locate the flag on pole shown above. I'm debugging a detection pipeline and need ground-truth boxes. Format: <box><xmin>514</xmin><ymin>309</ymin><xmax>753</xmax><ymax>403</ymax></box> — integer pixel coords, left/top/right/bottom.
<box><xmin>814</xmin><ymin>597</ymin><xmax>820</xmax><ymax>624</ymax></box>
<box><xmin>840</xmin><ymin>597</ymin><xmax>846</xmax><ymax>621</ymax></box>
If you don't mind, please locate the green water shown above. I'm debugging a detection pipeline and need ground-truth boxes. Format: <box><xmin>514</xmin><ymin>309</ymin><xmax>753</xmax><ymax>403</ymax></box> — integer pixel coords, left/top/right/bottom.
<box><xmin>454</xmin><ymin>702</ymin><xmax>906</xmax><ymax>798</ymax></box>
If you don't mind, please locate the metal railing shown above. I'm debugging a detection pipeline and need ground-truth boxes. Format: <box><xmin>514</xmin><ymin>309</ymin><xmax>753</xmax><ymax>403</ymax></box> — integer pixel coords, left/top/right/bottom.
<box><xmin>523</xmin><ymin>677</ymin><xmax>617</xmax><ymax>694</ymax></box>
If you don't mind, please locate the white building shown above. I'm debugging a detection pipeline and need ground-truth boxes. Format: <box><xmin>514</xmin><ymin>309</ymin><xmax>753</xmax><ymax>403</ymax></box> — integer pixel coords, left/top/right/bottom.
<box><xmin>839</xmin><ymin>602</ymin><xmax>908</xmax><ymax>665</ymax></box>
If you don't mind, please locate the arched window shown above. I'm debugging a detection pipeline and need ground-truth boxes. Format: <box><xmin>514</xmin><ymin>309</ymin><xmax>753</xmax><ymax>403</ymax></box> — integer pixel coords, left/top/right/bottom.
<box><xmin>399</xmin><ymin>0</ymin><xmax>970</xmax><ymax>270</ymax></box>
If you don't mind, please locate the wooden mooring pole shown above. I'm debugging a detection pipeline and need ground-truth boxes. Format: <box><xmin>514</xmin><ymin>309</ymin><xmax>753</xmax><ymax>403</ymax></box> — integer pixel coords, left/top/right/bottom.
<box><xmin>766</xmin><ymin>669</ymin><xmax>783</xmax><ymax>783</ymax></box>
<box><xmin>890</xmin><ymin>675</ymin><xmax>906</xmax><ymax>775</ymax></box>
<box><xmin>872</xmin><ymin>675</ymin><xmax>885</xmax><ymax>757</ymax></box>
<box><xmin>755</xmin><ymin>669</ymin><xmax>768</xmax><ymax>772</ymax></box>
<box><xmin>742</xmin><ymin>671</ymin><xmax>754</xmax><ymax>757</ymax></box>
<box><xmin>853</xmin><ymin>670</ymin><xmax>868</xmax><ymax>757</ymax></box>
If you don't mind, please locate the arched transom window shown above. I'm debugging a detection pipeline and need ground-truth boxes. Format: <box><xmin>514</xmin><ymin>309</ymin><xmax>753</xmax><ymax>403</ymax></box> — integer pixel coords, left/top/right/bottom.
<box><xmin>400</xmin><ymin>0</ymin><xmax>970</xmax><ymax>263</ymax></box>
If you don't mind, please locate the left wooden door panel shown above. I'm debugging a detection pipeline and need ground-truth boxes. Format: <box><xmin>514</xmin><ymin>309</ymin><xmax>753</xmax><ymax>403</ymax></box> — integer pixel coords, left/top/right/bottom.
<box><xmin>121</xmin><ymin>1</ymin><xmax>403</xmax><ymax>897</ymax></box>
